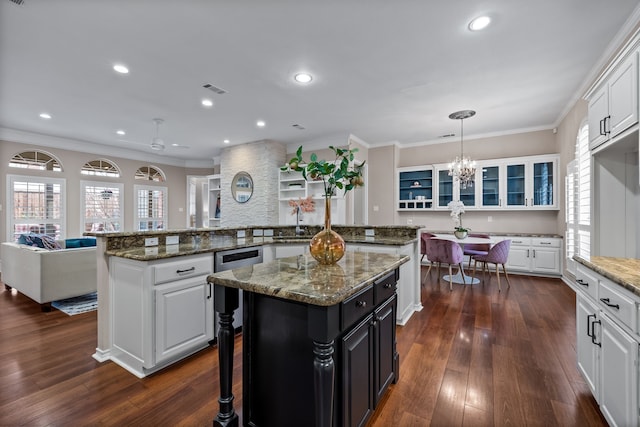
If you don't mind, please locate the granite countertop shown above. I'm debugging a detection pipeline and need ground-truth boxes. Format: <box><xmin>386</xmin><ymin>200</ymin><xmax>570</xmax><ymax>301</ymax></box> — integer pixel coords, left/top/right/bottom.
<box><xmin>574</xmin><ymin>255</ymin><xmax>640</xmax><ymax>297</ymax></box>
<box><xmin>424</xmin><ymin>230</ymin><xmax>563</xmax><ymax>238</ymax></box>
<box><xmin>106</xmin><ymin>234</ymin><xmax>417</xmax><ymax>261</ymax></box>
<box><xmin>207</xmin><ymin>251</ymin><xmax>409</xmax><ymax>306</ymax></box>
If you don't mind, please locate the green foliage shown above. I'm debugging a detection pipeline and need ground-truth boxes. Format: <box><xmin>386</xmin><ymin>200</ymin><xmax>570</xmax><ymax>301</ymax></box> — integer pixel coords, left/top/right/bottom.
<box><xmin>281</xmin><ymin>145</ymin><xmax>365</xmax><ymax>198</ymax></box>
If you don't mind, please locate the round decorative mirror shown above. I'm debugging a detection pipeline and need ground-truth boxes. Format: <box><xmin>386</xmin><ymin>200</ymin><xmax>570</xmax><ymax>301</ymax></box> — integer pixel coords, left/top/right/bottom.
<box><xmin>231</xmin><ymin>171</ymin><xmax>253</xmax><ymax>203</ymax></box>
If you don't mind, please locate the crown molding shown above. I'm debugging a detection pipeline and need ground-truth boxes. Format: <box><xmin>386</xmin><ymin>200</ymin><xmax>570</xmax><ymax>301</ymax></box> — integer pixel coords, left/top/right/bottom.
<box><xmin>0</xmin><ymin>127</ymin><xmax>215</xmax><ymax>169</ymax></box>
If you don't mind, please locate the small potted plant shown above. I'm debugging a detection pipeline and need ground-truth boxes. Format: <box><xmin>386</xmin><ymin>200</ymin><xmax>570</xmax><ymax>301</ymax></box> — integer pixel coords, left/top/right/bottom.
<box><xmin>448</xmin><ymin>200</ymin><xmax>469</xmax><ymax>239</ymax></box>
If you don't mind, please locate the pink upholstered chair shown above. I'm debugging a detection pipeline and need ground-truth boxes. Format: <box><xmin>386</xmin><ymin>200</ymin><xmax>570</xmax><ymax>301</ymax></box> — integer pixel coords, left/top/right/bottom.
<box><xmin>420</xmin><ymin>232</ymin><xmax>436</xmax><ymax>263</ymax></box>
<box><xmin>462</xmin><ymin>233</ymin><xmax>491</xmax><ymax>264</ymax></box>
<box><xmin>424</xmin><ymin>238</ymin><xmax>465</xmax><ymax>290</ymax></box>
<box><xmin>472</xmin><ymin>239</ymin><xmax>512</xmax><ymax>291</ymax></box>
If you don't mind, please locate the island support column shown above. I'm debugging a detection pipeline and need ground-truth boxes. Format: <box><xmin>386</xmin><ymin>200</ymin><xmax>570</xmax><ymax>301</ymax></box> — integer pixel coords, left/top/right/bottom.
<box><xmin>308</xmin><ymin>304</ymin><xmax>340</xmax><ymax>427</ymax></box>
<box><xmin>213</xmin><ymin>285</ymin><xmax>239</xmax><ymax>427</ymax></box>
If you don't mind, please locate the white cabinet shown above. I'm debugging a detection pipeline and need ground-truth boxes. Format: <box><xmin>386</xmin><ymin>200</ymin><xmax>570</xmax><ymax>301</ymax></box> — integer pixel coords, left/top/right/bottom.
<box><xmin>207</xmin><ymin>174</ymin><xmax>221</xmax><ymax>227</ymax></box>
<box><xmin>278</xmin><ymin>168</ymin><xmax>346</xmax><ymax>226</ymax></box>
<box><xmin>110</xmin><ymin>253</ymin><xmax>214</xmax><ymax>377</ymax></box>
<box><xmin>588</xmin><ymin>51</ymin><xmax>638</xmax><ymax>150</ymax></box>
<box><xmin>349</xmin><ymin>243</ymin><xmax>418</xmax><ymax>326</ymax></box>
<box><xmin>576</xmin><ymin>294</ymin><xmax>600</xmax><ymax>400</ymax></box>
<box><xmin>428</xmin><ymin>154</ymin><xmax>558</xmax><ymax>211</ymax></box>
<box><xmin>502</xmin><ymin>237</ymin><xmax>561</xmax><ymax>276</ymax></box>
<box><xmin>397</xmin><ymin>166</ymin><xmax>434</xmax><ymax>210</ymax></box>
<box><xmin>574</xmin><ymin>263</ymin><xmax>640</xmax><ymax>427</ymax></box>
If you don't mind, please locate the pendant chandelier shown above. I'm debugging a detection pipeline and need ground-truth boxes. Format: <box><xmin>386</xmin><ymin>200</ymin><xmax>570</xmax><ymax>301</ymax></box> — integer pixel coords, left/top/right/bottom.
<box><xmin>448</xmin><ymin>109</ymin><xmax>476</xmax><ymax>189</ymax></box>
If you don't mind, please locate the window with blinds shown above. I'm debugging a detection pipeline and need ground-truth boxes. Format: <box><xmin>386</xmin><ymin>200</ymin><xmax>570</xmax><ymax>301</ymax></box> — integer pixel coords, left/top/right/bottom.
<box><xmin>81</xmin><ymin>181</ymin><xmax>123</xmax><ymax>232</ymax></box>
<box><xmin>565</xmin><ymin>123</ymin><xmax>590</xmax><ymax>275</ymax></box>
<box><xmin>9</xmin><ymin>175</ymin><xmax>65</xmax><ymax>240</ymax></box>
<box><xmin>134</xmin><ymin>185</ymin><xmax>167</xmax><ymax>231</ymax></box>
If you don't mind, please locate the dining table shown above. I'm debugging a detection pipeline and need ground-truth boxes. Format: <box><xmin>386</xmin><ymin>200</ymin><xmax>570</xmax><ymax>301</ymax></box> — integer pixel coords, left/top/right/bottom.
<box><xmin>432</xmin><ymin>234</ymin><xmax>495</xmax><ymax>285</ymax></box>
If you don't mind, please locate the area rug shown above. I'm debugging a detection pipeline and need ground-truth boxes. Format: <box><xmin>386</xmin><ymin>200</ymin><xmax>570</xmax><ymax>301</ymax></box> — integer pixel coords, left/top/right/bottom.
<box><xmin>51</xmin><ymin>292</ymin><xmax>97</xmax><ymax>316</ymax></box>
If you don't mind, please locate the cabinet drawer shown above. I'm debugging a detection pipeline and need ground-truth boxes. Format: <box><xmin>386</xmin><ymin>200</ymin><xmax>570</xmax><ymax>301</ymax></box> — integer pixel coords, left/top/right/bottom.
<box><xmin>342</xmin><ymin>287</ymin><xmax>374</xmax><ymax>330</ymax></box>
<box><xmin>374</xmin><ymin>271</ymin><xmax>397</xmax><ymax>306</ymax></box>
<box><xmin>509</xmin><ymin>237</ymin><xmax>531</xmax><ymax>246</ymax></box>
<box><xmin>532</xmin><ymin>238</ymin><xmax>560</xmax><ymax>248</ymax></box>
<box><xmin>153</xmin><ymin>256</ymin><xmax>212</xmax><ymax>285</ymax></box>
<box><xmin>598</xmin><ymin>278</ymin><xmax>636</xmax><ymax>331</ymax></box>
<box><xmin>576</xmin><ymin>264</ymin><xmax>598</xmax><ymax>301</ymax></box>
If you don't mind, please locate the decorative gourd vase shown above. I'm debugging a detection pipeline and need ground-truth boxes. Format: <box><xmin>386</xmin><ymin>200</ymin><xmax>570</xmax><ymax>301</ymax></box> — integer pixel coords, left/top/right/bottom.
<box><xmin>309</xmin><ymin>197</ymin><xmax>345</xmax><ymax>265</ymax></box>
<box><xmin>454</xmin><ymin>230</ymin><xmax>468</xmax><ymax>240</ymax></box>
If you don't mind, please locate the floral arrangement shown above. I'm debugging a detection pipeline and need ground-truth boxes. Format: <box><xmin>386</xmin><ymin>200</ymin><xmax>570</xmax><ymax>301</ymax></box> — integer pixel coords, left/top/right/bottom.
<box><xmin>447</xmin><ymin>200</ymin><xmax>470</xmax><ymax>232</ymax></box>
<box><xmin>289</xmin><ymin>196</ymin><xmax>315</xmax><ymax>215</ymax></box>
<box><xmin>282</xmin><ymin>145</ymin><xmax>365</xmax><ymax>200</ymax></box>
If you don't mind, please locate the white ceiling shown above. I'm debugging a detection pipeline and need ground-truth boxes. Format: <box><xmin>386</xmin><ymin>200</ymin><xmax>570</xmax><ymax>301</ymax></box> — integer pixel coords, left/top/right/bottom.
<box><xmin>1</xmin><ymin>0</ymin><xmax>639</xmax><ymax>167</ymax></box>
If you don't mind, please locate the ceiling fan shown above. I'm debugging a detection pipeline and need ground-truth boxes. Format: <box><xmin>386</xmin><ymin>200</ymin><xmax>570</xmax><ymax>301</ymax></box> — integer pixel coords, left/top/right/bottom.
<box><xmin>150</xmin><ymin>118</ymin><xmax>190</xmax><ymax>151</ymax></box>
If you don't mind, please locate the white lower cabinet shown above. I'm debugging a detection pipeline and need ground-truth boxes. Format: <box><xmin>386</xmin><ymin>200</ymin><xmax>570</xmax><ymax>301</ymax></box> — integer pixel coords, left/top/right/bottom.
<box><xmin>575</xmin><ymin>264</ymin><xmax>640</xmax><ymax>427</ymax></box>
<box><xmin>110</xmin><ymin>253</ymin><xmax>214</xmax><ymax>377</ymax></box>
<box><xmin>502</xmin><ymin>237</ymin><xmax>561</xmax><ymax>276</ymax></box>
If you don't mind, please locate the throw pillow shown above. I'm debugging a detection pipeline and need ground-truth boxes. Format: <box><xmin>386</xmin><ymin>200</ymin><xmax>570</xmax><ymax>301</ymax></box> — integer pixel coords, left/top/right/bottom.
<box><xmin>65</xmin><ymin>239</ymin><xmax>81</xmax><ymax>248</ymax></box>
<box><xmin>40</xmin><ymin>235</ymin><xmax>62</xmax><ymax>250</ymax></box>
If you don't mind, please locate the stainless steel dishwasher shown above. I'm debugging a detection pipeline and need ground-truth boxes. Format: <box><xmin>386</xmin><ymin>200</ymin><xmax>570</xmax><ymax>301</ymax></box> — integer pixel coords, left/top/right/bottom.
<box><xmin>214</xmin><ymin>246</ymin><xmax>263</xmax><ymax>333</ymax></box>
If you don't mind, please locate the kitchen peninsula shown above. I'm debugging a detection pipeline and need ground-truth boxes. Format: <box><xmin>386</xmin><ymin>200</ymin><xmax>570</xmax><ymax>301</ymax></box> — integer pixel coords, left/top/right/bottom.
<box><xmin>208</xmin><ymin>251</ymin><xmax>409</xmax><ymax>427</ymax></box>
<box><xmin>88</xmin><ymin>225</ymin><xmax>420</xmax><ymax>378</ymax></box>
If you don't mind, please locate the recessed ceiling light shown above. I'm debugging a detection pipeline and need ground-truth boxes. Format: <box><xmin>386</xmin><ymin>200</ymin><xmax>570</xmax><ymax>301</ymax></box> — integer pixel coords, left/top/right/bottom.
<box><xmin>201</xmin><ymin>99</ymin><xmax>213</xmax><ymax>107</ymax></box>
<box><xmin>469</xmin><ymin>16</ymin><xmax>491</xmax><ymax>31</ymax></box>
<box><xmin>223</xmin><ymin>139</ymin><xmax>230</xmax><ymax>144</ymax></box>
<box><xmin>256</xmin><ymin>120</ymin><xmax>266</xmax><ymax>127</ymax></box>
<box><xmin>116</xmin><ymin>130</ymin><xmax>126</xmax><ymax>136</ymax></box>
<box><xmin>39</xmin><ymin>113</ymin><xmax>52</xmax><ymax>119</ymax></box>
<box><xmin>113</xmin><ymin>64</ymin><xmax>129</xmax><ymax>74</ymax></box>
<box><xmin>294</xmin><ymin>73</ymin><xmax>313</xmax><ymax>83</ymax></box>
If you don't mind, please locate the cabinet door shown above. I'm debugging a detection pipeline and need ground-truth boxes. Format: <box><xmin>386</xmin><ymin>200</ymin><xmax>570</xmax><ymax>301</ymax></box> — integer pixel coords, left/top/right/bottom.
<box><xmin>608</xmin><ymin>52</ymin><xmax>638</xmax><ymax>139</ymax></box>
<box><xmin>480</xmin><ymin>165</ymin><xmax>501</xmax><ymax>207</ymax></box>
<box><xmin>531</xmin><ymin>247</ymin><xmax>560</xmax><ymax>274</ymax></box>
<box><xmin>531</xmin><ymin>161</ymin><xmax>555</xmax><ymax>207</ymax></box>
<box><xmin>599</xmin><ymin>314</ymin><xmax>639</xmax><ymax>427</ymax></box>
<box><xmin>588</xmin><ymin>86</ymin><xmax>609</xmax><ymax>149</ymax></box>
<box><xmin>374</xmin><ymin>296</ymin><xmax>397</xmax><ymax>405</ymax></box>
<box><xmin>505</xmin><ymin>245</ymin><xmax>530</xmax><ymax>271</ymax></box>
<box><xmin>341</xmin><ymin>314</ymin><xmax>374</xmax><ymax>427</ymax></box>
<box><xmin>458</xmin><ymin>176</ymin><xmax>476</xmax><ymax>207</ymax></box>
<box><xmin>576</xmin><ymin>295</ymin><xmax>599</xmax><ymax>400</ymax></box>
<box><xmin>437</xmin><ymin>169</ymin><xmax>454</xmax><ymax>208</ymax></box>
<box><xmin>155</xmin><ymin>276</ymin><xmax>213</xmax><ymax>364</ymax></box>
<box><xmin>505</xmin><ymin>163</ymin><xmax>526</xmax><ymax>207</ymax></box>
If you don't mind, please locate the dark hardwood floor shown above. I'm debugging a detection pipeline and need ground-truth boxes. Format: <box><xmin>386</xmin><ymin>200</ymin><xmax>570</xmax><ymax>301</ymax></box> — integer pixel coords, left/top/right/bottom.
<box><xmin>0</xmin><ymin>269</ymin><xmax>606</xmax><ymax>426</ymax></box>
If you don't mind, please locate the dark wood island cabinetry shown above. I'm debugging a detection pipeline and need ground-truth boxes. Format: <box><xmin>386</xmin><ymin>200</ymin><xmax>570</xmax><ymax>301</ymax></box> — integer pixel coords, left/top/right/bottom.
<box><xmin>208</xmin><ymin>251</ymin><xmax>409</xmax><ymax>427</ymax></box>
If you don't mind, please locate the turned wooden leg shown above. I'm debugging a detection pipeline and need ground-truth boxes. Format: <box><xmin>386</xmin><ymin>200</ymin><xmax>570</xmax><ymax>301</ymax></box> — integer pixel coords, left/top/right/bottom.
<box><xmin>213</xmin><ymin>285</ymin><xmax>239</xmax><ymax>427</ymax></box>
<box><xmin>313</xmin><ymin>340</ymin><xmax>335</xmax><ymax>427</ymax></box>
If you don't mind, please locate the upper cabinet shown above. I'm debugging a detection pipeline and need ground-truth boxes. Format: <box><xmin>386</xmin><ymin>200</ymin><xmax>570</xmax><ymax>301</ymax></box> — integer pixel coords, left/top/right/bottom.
<box><xmin>588</xmin><ymin>50</ymin><xmax>638</xmax><ymax>150</ymax></box>
<box><xmin>399</xmin><ymin>154</ymin><xmax>559</xmax><ymax>212</ymax></box>
<box><xmin>397</xmin><ymin>166</ymin><xmax>433</xmax><ymax>210</ymax></box>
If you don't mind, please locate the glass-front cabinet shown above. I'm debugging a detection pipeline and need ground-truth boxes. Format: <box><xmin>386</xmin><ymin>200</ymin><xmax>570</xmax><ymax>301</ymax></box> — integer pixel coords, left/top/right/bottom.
<box><xmin>396</xmin><ymin>154</ymin><xmax>558</xmax><ymax>212</ymax></box>
<box><xmin>480</xmin><ymin>165</ymin><xmax>500</xmax><ymax>207</ymax></box>
<box><xmin>397</xmin><ymin>166</ymin><xmax>433</xmax><ymax>210</ymax></box>
<box><xmin>504</xmin><ymin>156</ymin><xmax>557</xmax><ymax>209</ymax></box>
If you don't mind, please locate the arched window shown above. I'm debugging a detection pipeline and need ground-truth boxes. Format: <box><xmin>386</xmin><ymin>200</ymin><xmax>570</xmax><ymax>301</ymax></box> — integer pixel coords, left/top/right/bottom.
<box><xmin>565</xmin><ymin>122</ymin><xmax>590</xmax><ymax>274</ymax></box>
<box><xmin>135</xmin><ymin>165</ymin><xmax>165</xmax><ymax>182</ymax></box>
<box><xmin>81</xmin><ymin>159</ymin><xmax>120</xmax><ymax>177</ymax></box>
<box><xmin>9</xmin><ymin>150</ymin><xmax>62</xmax><ymax>171</ymax></box>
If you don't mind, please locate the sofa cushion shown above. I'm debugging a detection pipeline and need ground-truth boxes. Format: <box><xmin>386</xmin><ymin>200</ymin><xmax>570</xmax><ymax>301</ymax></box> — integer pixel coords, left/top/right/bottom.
<box><xmin>65</xmin><ymin>238</ymin><xmax>97</xmax><ymax>248</ymax></box>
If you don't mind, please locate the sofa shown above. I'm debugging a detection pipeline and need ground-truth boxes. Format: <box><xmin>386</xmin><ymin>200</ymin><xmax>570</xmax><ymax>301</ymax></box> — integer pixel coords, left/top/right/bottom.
<box><xmin>2</xmin><ymin>237</ymin><xmax>97</xmax><ymax>310</ymax></box>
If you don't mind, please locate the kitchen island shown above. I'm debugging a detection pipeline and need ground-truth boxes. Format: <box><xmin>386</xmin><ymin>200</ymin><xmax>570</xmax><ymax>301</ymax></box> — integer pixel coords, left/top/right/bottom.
<box><xmin>208</xmin><ymin>251</ymin><xmax>409</xmax><ymax>427</ymax></box>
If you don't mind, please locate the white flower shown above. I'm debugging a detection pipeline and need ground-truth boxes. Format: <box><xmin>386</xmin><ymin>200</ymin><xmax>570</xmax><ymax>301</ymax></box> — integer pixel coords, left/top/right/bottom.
<box><xmin>447</xmin><ymin>200</ymin><xmax>465</xmax><ymax>226</ymax></box>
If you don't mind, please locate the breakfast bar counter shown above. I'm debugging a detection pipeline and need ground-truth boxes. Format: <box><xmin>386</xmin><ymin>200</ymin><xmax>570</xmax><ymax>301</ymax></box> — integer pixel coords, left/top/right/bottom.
<box><xmin>207</xmin><ymin>251</ymin><xmax>409</xmax><ymax>427</ymax></box>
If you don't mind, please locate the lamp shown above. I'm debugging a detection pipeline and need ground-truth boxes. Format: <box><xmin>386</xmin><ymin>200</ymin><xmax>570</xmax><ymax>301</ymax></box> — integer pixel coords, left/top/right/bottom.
<box><xmin>448</xmin><ymin>109</ymin><xmax>476</xmax><ymax>189</ymax></box>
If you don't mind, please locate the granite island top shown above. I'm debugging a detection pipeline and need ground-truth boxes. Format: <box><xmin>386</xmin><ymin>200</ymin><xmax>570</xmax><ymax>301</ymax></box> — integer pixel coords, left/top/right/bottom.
<box><xmin>207</xmin><ymin>251</ymin><xmax>409</xmax><ymax>306</ymax></box>
<box><xmin>105</xmin><ymin>234</ymin><xmax>417</xmax><ymax>261</ymax></box>
<box><xmin>574</xmin><ymin>255</ymin><xmax>640</xmax><ymax>297</ymax></box>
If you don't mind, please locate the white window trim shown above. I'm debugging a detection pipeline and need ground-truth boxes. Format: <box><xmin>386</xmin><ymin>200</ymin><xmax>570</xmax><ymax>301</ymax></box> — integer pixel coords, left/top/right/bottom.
<box><xmin>134</xmin><ymin>184</ymin><xmax>168</xmax><ymax>231</ymax></box>
<box><xmin>80</xmin><ymin>180</ymin><xmax>124</xmax><ymax>232</ymax></box>
<box><xmin>7</xmin><ymin>174</ymin><xmax>66</xmax><ymax>241</ymax></box>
